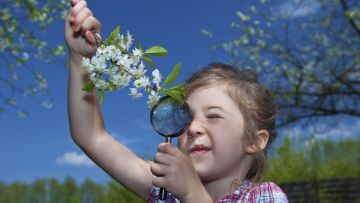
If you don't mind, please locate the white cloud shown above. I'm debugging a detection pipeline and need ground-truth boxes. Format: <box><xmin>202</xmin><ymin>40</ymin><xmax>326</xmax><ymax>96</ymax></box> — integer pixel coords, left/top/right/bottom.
<box><xmin>56</xmin><ymin>152</ymin><xmax>95</xmax><ymax>167</ymax></box>
<box><xmin>276</xmin><ymin>0</ymin><xmax>320</xmax><ymax>18</ymax></box>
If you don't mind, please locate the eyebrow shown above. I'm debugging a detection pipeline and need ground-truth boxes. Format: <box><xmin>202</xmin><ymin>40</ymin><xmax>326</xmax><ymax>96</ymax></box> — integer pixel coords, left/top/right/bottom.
<box><xmin>206</xmin><ymin>106</ymin><xmax>225</xmax><ymax>111</ymax></box>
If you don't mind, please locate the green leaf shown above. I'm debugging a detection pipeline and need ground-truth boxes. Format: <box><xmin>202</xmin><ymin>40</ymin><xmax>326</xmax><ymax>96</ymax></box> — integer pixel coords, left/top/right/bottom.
<box><xmin>98</xmin><ymin>90</ymin><xmax>104</xmax><ymax>105</ymax></box>
<box><xmin>82</xmin><ymin>81</ymin><xmax>94</xmax><ymax>92</ymax></box>
<box><xmin>105</xmin><ymin>82</ymin><xmax>117</xmax><ymax>91</ymax></box>
<box><xmin>163</xmin><ymin>63</ymin><xmax>181</xmax><ymax>86</ymax></box>
<box><xmin>159</xmin><ymin>84</ymin><xmax>185</xmax><ymax>102</ymax></box>
<box><xmin>142</xmin><ymin>54</ymin><xmax>155</xmax><ymax>68</ymax></box>
<box><xmin>144</xmin><ymin>46</ymin><xmax>168</xmax><ymax>56</ymax></box>
<box><xmin>104</xmin><ymin>26</ymin><xmax>120</xmax><ymax>45</ymax></box>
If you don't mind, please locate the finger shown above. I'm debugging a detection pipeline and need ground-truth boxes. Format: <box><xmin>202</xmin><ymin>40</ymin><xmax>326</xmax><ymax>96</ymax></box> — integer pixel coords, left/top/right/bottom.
<box><xmin>152</xmin><ymin>176</ymin><xmax>166</xmax><ymax>188</ymax></box>
<box><xmin>85</xmin><ymin>31</ymin><xmax>96</xmax><ymax>45</ymax></box>
<box><xmin>71</xmin><ymin>0</ymin><xmax>88</xmax><ymax>17</ymax></box>
<box><xmin>154</xmin><ymin>152</ymin><xmax>175</xmax><ymax>165</ymax></box>
<box><xmin>158</xmin><ymin>143</ymin><xmax>181</xmax><ymax>156</ymax></box>
<box><xmin>68</xmin><ymin>0</ymin><xmax>85</xmax><ymax>23</ymax></box>
<box><xmin>81</xmin><ymin>15</ymin><xmax>100</xmax><ymax>34</ymax></box>
<box><xmin>150</xmin><ymin>162</ymin><xmax>166</xmax><ymax>177</ymax></box>
<box><xmin>72</xmin><ymin>7</ymin><xmax>93</xmax><ymax>32</ymax></box>
<box><xmin>71</xmin><ymin>0</ymin><xmax>80</xmax><ymax>7</ymax></box>
<box><xmin>67</xmin><ymin>13</ymin><xmax>75</xmax><ymax>23</ymax></box>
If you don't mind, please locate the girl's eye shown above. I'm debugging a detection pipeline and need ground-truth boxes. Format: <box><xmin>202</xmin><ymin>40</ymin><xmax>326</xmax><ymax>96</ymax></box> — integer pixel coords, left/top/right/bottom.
<box><xmin>207</xmin><ymin>114</ymin><xmax>222</xmax><ymax>119</ymax></box>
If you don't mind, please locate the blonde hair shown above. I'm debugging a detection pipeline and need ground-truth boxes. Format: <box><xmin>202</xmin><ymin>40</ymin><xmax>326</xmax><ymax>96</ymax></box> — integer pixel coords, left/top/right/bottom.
<box><xmin>185</xmin><ymin>63</ymin><xmax>276</xmax><ymax>182</ymax></box>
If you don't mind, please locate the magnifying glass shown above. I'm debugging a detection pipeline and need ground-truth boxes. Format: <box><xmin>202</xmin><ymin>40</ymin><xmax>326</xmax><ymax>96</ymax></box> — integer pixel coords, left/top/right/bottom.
<box><xmin>150</xmin><ymin>96</ymin><xmax>192</xmax><ymax>200</ymax></box>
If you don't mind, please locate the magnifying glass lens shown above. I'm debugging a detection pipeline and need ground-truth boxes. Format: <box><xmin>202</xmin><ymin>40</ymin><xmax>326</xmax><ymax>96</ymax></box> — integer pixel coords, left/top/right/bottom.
<box><xmin>150</xmin><ymin>96</ymin><xmax>192</xmax><ymax>138</ymax></box>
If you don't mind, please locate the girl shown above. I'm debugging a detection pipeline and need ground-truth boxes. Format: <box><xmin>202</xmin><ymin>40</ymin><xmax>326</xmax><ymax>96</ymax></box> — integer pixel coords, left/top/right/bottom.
<box><xmin>65</xmin><ymin>0</ymin><xmax>288</xmax><ymax>202</ymax></box>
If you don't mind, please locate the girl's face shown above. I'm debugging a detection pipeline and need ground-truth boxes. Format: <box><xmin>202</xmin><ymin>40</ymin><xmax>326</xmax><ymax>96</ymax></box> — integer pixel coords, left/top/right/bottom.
<box><xmin>179</xmin><ymin>85</ymin><xmax>250</xmax><ymax>182</ymax></box>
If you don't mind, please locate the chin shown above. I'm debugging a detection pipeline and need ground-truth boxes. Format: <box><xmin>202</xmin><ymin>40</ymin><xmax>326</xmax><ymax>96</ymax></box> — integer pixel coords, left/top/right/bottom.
<box><xmin>194</xmin><ymin>165</ymin><xmax>215</xmax><ymax>182</ymax></box>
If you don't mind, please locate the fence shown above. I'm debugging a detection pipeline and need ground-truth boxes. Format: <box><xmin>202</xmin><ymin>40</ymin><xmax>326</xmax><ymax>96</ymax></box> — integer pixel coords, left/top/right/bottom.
<box><xmin>280</xmin><ymin>177</ymin><xmax>360</xmax><ymax>203</ymax></box>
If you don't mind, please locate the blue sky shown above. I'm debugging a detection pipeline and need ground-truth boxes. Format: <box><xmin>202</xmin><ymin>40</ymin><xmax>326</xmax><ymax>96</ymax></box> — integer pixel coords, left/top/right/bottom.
<box><xmin>0</xmin><ymin>0</ymin><xmax>359</xmax><ymax>184</ymax></box>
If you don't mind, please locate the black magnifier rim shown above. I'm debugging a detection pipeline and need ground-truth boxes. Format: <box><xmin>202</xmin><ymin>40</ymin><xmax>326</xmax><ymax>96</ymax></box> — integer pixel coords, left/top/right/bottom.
<box><xmin>150</xmin><ymin>96</ymin><xmax>192</xmax><ymax>138</ymax></box>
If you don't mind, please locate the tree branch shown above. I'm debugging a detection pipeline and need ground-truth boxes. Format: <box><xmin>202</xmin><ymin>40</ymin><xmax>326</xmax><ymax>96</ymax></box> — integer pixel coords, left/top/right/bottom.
<box><xmin>340</xmin><ymin>0</ymin><xmax>360</xmax><ymax>37</ymax></box>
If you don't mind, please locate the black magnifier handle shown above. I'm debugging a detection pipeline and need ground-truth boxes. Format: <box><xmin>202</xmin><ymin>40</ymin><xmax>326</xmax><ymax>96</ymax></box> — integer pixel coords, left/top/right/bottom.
<box><xmin>159</xmin><ymin>137</ymin><xmax>172</xmax><ymax>200</ymax></box>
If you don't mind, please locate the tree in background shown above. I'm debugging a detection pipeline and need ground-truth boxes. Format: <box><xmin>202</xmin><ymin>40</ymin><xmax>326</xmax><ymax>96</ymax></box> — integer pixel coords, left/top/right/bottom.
<box><xmin>265</xmin><ymin>136</ymin><xmax>360</xmax><ymax>183</ymax></box>
<box><xmin>265</xmin><ymin>137</ymin><xmax>313</xmax><ymax>182</ymax></box>
<box><xmin>62</xmin><ymin>176</ymin><xmax>80</xmax><ymax>203</ymax></box>
<box><xmin>0</xmin><ymin>0</ymin><xmax>68</xmax><ymax>117</ymax></box>
<box><xmin>203</xmin><ymin>0</ymin><xmax>360</xmax><ymax>127</ymax></box>
<box><xmin>79</xmin><ymin>179</ymin><xmax>104</xmax><ymax>203</ymax></box>
<box><xmin>104</xmin><ymin>181</ymin><xmax>144</xmax><ymax>203</ymax></box>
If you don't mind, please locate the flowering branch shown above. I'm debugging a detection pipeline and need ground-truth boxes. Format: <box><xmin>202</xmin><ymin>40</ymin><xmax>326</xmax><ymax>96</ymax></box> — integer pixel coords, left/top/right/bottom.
<box><xmin>81</xmin><ymin>26</ymin><xmax>185</xmax><ymax>107</ymax></box>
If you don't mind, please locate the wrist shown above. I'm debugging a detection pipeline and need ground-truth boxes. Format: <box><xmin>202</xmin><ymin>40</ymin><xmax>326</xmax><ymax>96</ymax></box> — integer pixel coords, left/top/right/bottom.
<box><xmin>69</xmin><ymin>51</ymin><xmax>86</xmax><ymax>66</ymax></box>
<box><xmin>68</xmin><ymin>52</ymin><xmax>91</xmax><ymax>79</ymax></box>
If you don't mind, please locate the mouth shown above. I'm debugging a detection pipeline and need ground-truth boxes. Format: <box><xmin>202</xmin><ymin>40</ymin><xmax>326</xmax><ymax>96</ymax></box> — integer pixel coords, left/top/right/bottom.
<box><xmin>189</xmin><ymin>144</ymin><xmax>211</xmax><ymax>155</ymax></box>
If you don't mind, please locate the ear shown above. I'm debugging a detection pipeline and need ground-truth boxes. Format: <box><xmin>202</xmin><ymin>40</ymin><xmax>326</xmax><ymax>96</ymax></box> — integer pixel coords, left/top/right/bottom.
<box><xmin>245</xmin><ymin>130</ymin><xmax>270</xmax><ymax>154</ymax></box>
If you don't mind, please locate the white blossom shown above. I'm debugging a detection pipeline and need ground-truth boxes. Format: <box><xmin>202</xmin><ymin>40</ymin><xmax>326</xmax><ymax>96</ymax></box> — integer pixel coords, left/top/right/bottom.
<box><xmin>130</xmin><ymin>65</ymin><xmax>146</xmax><ymax>78</ymax></box>
<box><xmin>129</xmin><ymin>88</ymin><xmax>143</xmax><ymax>99</ymax></box>
<box><xmin>152</xmin><ymin>69</ymin><xmax>162</xmax><ymax>87</ymax></box>
<box><xmin>133</xmin><ymin>48</ymin><xmax>143</xmax><ymax>58</ymax></box>
<box><xmin>125</xmin><ymin>31</ymin><xmax>134</xmax><ymax>49</ymax></box>
<box><xmin>81</xmin><ymin>30</ymin><xmax>171</xmax><ymax>108</ymax></box>
<box><xmin>147</xmin><ymin>90</ymin><xmax>160</xmax><ymax>108</ymax></box>
<box><xmin>133</xmin><ymin>76</ymin><xmax>150</xmax><ymax>88</ymax></box>
<box><xmin>111</xmin><ymin>74</ymin><xmax>131</xmax><ymax>87</ymax></box>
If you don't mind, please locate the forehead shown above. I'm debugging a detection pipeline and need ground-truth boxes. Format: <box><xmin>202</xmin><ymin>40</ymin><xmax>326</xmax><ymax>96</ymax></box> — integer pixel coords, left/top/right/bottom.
<box><xmin>186</xmin><ymin>85</ymin><xmax>239</xmax><ymax>111</ymax></box>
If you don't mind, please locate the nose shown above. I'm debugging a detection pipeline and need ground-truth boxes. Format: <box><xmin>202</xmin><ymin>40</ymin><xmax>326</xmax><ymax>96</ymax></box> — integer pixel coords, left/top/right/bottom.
<box><xmin>186</xmin><ymin>118</ymin><xmax>205</xmax><ymax>138</ymax></box>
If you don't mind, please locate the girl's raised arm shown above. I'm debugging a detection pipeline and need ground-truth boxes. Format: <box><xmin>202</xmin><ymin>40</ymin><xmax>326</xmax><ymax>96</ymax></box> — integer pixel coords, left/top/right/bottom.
<box><xmin>64</xmin><ymin>0</ymin><xmax>153</xmax><ymax>199</ymax></box>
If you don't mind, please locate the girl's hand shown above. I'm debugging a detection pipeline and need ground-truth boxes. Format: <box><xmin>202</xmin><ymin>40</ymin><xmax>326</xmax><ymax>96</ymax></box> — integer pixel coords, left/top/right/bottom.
<box><xmin>64</xmin><ymin>0</ymin><xmax>101</xmax><ymax>59</ymax></box>
<box><xmin>150</xmin><ymin>143</ymin><xmax>212</xmax><ymax>202</ymax></box>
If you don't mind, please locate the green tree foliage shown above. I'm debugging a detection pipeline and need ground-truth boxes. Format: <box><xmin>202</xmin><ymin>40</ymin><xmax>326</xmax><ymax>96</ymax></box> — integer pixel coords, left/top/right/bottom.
<box><xmin>62</xmin><ymin>176</ymin><xmax>80</xmax><ymax>203</ymax></box>
<box><xmin>47</xmin><ymin>178</ymin><xmax>63</xmax><ymax>203</ymax></box>
<box><xmin>79</xmin><ymin>179</ymin><xmax>104</xmax><ymax>203</ymax></box>
<box><xmin>205</xmin><ymin>0</ymin><xmax>360</xmax><ymax>127</ymax></box>
<box><xmin>0</xmin><ymin>0</ymin><xmax>68</xmax><ymax>117</ymax></box>
<box><xmin>0</xmin><ymin>182</ymin><xmax>28</xmax><ymax>203</ymax></box>
<box><xmin>265</xmin><ymin>137</ymin><xmax>313</xmax><ymax>182</ymax></box>
<box><xmin>265</xmin><ymin>137</ymin><xmax>360</xmax><ymax>183</ymax></box>
<box><xmin>0</xmin><ymin>178</ymin><xmax>145</xmax><ymax>203</ymax></box>
<box><xmin>314</xmin><ymin>139</ymin><xmax>360</xmax><ymax>179</ymax></box>
<box><xmin>104</xmin><ymin>181</ymin><xmax>144</xmax><ymax>203</ymax></box>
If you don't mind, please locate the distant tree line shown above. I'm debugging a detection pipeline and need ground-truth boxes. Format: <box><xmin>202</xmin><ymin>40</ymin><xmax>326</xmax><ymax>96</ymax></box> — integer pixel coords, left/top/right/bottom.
<box><xmin>265</xmin><ymin>137</ymin><xmax>360</xmax><ymax>183</ymax></box>
<box><xmin>0</xmin><ymin>178</ymin><xmax>144</xmax><ymax>203</ymax></box>
<box><xmin>0</xmin><ymin>138</ymin><xmax>358</xmax><ymax>203</ymax></box>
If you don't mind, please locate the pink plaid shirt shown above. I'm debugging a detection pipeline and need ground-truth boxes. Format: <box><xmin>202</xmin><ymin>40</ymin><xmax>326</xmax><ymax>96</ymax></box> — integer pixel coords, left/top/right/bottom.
<box><xmin>148</xmin><ymin>181</ymin><xmax>288</xmax><ymax>203</ymax></box>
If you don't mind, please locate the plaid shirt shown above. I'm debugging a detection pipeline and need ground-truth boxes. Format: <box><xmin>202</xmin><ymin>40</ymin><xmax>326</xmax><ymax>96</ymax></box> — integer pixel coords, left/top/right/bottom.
<box><xmin>148</xmin><ymin>181</ymin><xmax>288</xmax><ymax>203</ymax></box>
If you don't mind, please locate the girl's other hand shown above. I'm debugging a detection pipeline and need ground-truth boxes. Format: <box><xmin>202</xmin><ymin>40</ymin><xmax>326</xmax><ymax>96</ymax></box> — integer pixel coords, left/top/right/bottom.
<box><xmin>64</xmin><ymin>0</ymin><xmax>101</xmax><ymax>59</ymax></box>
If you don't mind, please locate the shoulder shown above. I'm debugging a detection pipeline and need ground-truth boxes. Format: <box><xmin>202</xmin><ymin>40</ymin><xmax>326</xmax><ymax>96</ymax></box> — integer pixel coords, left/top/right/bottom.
<box><xmin>246</xmin><ymin>182</ymin><xmax>288</xmax><ymax>202</ymax></box>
